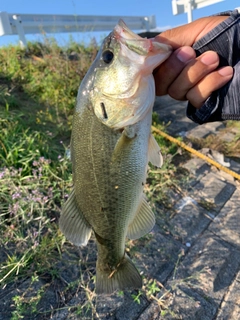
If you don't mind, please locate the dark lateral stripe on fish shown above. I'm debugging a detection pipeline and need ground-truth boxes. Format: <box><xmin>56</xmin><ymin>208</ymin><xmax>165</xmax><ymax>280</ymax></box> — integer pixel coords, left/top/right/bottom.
<box><xmin>100</xmin><ymin>102</ymin><xmax>108</xmax><ymax>119</ymax></box>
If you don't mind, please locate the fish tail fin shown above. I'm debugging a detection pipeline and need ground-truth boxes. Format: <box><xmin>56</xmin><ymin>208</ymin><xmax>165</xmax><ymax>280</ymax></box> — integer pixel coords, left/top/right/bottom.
<box><xmin>95</xmin><ymin>255</ymin><xmax>142</xmax><ymax>294</ymax></box>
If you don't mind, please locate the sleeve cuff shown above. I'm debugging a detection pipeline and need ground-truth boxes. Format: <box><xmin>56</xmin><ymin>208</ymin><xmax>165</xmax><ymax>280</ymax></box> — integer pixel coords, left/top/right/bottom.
<box><xmin>186</xmin><ymin>9</ymin><xmax>240</xmax><ymax>124</ymax></box>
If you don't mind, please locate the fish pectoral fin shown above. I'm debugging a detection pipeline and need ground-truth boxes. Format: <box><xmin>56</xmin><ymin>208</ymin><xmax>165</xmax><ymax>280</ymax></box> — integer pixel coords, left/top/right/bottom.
<box><xmin>111</xmin><ymin>126</ymin><xmax>136</xmax><ymax>162</ymax></box>
<box><xmin>148</xmin><ymin>134</ymin><xmax>163</xmax><ymax>167</ymax></box>
<box><xmin>59</xmin><ymin>189</ymin><xmax>92</xmax><ymax>246</ymax></box>
<box><xmin>127</xmin><ymin>196</ymin><xmax>155</xmax><ymax>240</ymax></box>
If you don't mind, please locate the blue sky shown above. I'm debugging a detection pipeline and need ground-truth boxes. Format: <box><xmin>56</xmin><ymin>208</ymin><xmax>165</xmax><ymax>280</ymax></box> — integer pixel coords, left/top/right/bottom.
<box><xmin>0</xmin><ymin>0</ymin><xmax>239</xmax><ymax>46</ymax></box>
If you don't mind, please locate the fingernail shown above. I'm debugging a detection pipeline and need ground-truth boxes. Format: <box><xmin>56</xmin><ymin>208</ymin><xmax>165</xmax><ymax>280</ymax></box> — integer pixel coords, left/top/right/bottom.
<box><xmin>200</xmin><ymin>52</ymin><xmax>218</xmax><ymax>65</ymax></box>
<box><xmin>218</xmin><ymin>66</ymin><xmax>233</xmax><ymax>77</ymax></box>
<box><xmin>176</xmin><ymin>47</ymin><xmax>195</xmax><ymax>63</ymax></box>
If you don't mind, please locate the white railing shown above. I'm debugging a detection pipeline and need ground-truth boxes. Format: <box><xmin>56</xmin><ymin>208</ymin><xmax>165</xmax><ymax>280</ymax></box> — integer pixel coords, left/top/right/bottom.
<box><xmin>0</xmin><ymin>12</ymin><xmax>156</xmax><ymax>47</ymax></box>
<box><xmin>172</xmin><ymin>0</ymin><xmax>224</xmax><ymax>22</ymax></box>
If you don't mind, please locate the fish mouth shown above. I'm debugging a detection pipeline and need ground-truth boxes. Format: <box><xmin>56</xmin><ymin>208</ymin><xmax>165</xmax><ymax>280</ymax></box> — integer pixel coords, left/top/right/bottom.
<box><xmin>91</xmin><ymin>20</ymin><xmax>172</xmax><ymax>130</ymax></box>
<box><xmin>114</xmin><ymin>19</ymin><xmax>171</xmax><ymax>57</ymax></box>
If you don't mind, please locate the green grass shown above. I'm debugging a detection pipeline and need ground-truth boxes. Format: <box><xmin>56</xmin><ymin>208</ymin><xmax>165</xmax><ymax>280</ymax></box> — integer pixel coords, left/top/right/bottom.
<box><xmin>0</xmin><ymin>39</ymin><xmax>99</xmax><ymax>318</ymax></box>
<box><xmin>0</xmin><ymin>39</ymin><xmax>187</xmax><ymax>319</ymax></box>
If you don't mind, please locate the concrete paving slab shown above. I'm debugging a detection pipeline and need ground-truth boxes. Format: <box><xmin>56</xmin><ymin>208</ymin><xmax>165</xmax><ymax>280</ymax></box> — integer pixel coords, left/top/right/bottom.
<box><xmin>174</xmin><ymin>231</ymin><xmax>240</xmax><ymax>306</ymax></box>
<box><xmin>171</xmin><ymin>197</ymin><xmax>213</xmax><ymax>245</ymax></box>
<box><xmin>183</xmin><ymin>158</ymin><xmax>210</xmax><ymax>184</ymax></box>
<box><xmin>154</xmin><ymin>96</ymin><xmax>186</xmax><ymax>109</ymax></box>
<box><xmin>132</xmin><ymin>225</ymin><xmax>184</xmax><ymax>284</ymax></box>
<box><xmin>189</xmin><ymin>172</ymin><xmax>236</xmax><ymax>213</ymax></box>
<box><xmin>114</xmin><ymin>291</ymin><xmax>149</xmax><ymax>320</ymax></box>
<box><xmin>187</xmin><ymin>122</ymin><xmax>225</xmax><ymax>140</ymax></box>
<box><xmin>138</xmin><ymin>301</ymin><xmax>161</xmax><ymax>320</ymax></box>
<box><xmin>205</xmin><ymin>122</ymin><xmax>225</xmax><ymax>132</ymax></box>
<box><xmin>209</xmin><ymin>188</ymin><xmax>240</xmax><ymax>247</ymax></box>
<box><xmin>229</xmin><ymin>159</ymin><xmax>240</xmax><ymax>173</ymax></box>
<box><xmin>216</xmin><ymin>269</ymin><xmax>240</xmax><ymax>320</ymax></box>
<box><xmin>161</xmin><ymin>283</ymin><xmax>218</xmax><ymax>320</ymax></box>
<box><xmin>187</xmin><ymin>125</ymin><xmax>215</xmax><ymax>139</ymax></box>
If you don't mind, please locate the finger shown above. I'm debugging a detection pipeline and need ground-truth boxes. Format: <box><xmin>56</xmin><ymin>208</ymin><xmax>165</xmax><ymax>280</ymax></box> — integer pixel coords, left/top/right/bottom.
<box><xmin>154</xmin><ymin>46</ymin><xmax>196</xmax><ymax>96</ymax></box>
<box><xmin>168</xmin><ymin>51</ymin><xmax>220</xmax><ymax>100</ymax></box>
<box><xmin>186</xmin><ymin>66</ymin><xmax>233</xmax><ymax>109</ymax></box>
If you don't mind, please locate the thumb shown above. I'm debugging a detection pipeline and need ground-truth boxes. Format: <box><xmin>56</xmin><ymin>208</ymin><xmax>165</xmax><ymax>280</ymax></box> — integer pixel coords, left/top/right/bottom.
<box><xmin>155</xmin><ymin>16</ymin><xmax>228</xmax><ymax>49</ymax></box>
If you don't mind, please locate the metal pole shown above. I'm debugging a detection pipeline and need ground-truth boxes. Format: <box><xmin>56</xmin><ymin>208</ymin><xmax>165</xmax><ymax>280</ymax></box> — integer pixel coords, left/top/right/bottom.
<box><xmin>12</xmin><ymin>15</ymin><xmax>27</xmax><ymax>48</ymax></box>
<box><xmin>187</xmin><ymin>0</ymin><xmax>193</xmax><ymax>23</ymax></box>
<box><xmin>143</xmin><ymin>17</ymin><xmax>150</xmax><ymax>31</ymax></box>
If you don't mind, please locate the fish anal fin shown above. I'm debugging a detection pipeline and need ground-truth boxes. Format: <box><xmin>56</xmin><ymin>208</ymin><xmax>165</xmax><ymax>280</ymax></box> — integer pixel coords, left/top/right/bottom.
<box><xmin>148</xmin><ymin>134</ymin><xmax>163</xmax><ymax>167</ymax></box>
<box><xmin>59</xmin><ymin>189</ymin><xmax>92</xmax><ymax>246</ymax></box>
<box><xmin>96</xmin><ymin>254</ymin><xmax>142</xmax><ymax>294</ymax></box>
<box><xmin>127</xmin><ymin>196</ymin><xmax>155</xmax><ymax>240</ymax></box>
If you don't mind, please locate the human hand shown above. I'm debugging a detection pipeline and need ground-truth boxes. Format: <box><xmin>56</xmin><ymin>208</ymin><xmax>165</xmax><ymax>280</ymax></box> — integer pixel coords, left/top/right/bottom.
<box><xmin>154</xmin><ymin>16</ymin><xmax>233</xmax><ymax>109</ymax></box>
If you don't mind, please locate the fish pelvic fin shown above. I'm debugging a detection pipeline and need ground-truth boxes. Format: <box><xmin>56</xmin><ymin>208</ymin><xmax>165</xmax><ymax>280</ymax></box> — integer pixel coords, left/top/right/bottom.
<box><xmin>127</xmin><ymin>196</ymin><xmax>155</xmax><ymax>240</ymax></box>
<box><xmin>59</xmin><ymin>189</ymin><xmax>92</xmax><ymax>246</ymax></box>
<box><xmin>96</xmin><ymin>254</ymin><xmax>142</xmax><ymax>294</ymax></box>
<box><xmin>148</xmin><ymin>134</ymin><xmax>163</xmax><ymax>168</ymax></box>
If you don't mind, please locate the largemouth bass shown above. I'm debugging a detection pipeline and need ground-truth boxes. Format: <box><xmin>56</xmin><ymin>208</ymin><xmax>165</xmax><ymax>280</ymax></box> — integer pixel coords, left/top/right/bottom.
<box><xmin>59</xmin><ymin>20</ymin><xmax>171</xmax><ymax>294</ymax></box>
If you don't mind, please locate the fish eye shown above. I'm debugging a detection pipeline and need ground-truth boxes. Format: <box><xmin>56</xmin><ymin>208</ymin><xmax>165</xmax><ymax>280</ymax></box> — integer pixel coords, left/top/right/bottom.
<box><xmin>102</xmin><ymin>50</ymin><xmax>114</xmax><ymax>64</ymax></box>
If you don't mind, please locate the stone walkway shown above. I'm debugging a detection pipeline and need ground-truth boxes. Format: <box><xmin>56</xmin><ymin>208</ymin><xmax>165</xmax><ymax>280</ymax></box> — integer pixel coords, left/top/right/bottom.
<box><xmin>151</xmin><ymin>96</ymin><xmax>240</xmax><ymax>320</ymax></box>
<box><xmin>53</xmin><ymin>96</ymin><xmax>240</xmax><ymax>320</ymax></box>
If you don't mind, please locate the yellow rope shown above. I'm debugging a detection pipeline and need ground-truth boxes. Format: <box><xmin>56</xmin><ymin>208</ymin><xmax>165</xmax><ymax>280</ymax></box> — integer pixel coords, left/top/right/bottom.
<box><xmin>151</xmin><ymin>125</ymin><xmax>240</xmax><ymax>181</ymax></box>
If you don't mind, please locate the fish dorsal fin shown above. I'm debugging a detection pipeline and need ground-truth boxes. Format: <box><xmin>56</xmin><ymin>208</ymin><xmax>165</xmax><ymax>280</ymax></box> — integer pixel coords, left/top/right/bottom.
<box><xmin>127</xmin><ymin>196</ymin><xmax>155</xmax><ymax>240</ymax></box>
<box><xmin>148</xmin><ymin>134</ymin><xmax>163</xmax><ymax>167</ymax></box>
<box><xmin>59</xmin><ymin>189</ymin><xmax>92</xmax><ymax>246</ymax></box>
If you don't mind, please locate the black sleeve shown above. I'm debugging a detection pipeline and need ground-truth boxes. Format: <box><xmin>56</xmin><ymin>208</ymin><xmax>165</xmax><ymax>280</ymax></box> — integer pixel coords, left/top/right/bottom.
<box><xmin>186</xmin><ymin>10</ymin><xmax>240</xmax><ymax>124</ymax></box>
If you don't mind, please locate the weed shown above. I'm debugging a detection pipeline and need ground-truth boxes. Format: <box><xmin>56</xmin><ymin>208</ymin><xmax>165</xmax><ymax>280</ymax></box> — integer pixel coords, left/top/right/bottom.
<box><xmin>188</xmin><ymin>120</ymin><xmax>240</xmax><ymax>158</ymax></box>
<box><xmin>0</xmin><ymin>39</ymin><xmax>97</xmax><ymax>124</ymax></box>
<box><xmin>11</xmin><ymin>276</ymin><xmax>45</xmax><ymax>319</ymax></box>
<box><xmin>198</xmin><ymin>198</ymin><xmax>216</xmax><ymax>211</ymax></box>
<box><xmin>131</xmin><ymin>291</ymin><xmax>143</xmax><ymax>304</ymax></box>
<box><xmin>146</xmin><ymin>279</ymin><xmax>161</xmax><ymax>296</ymax></box>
